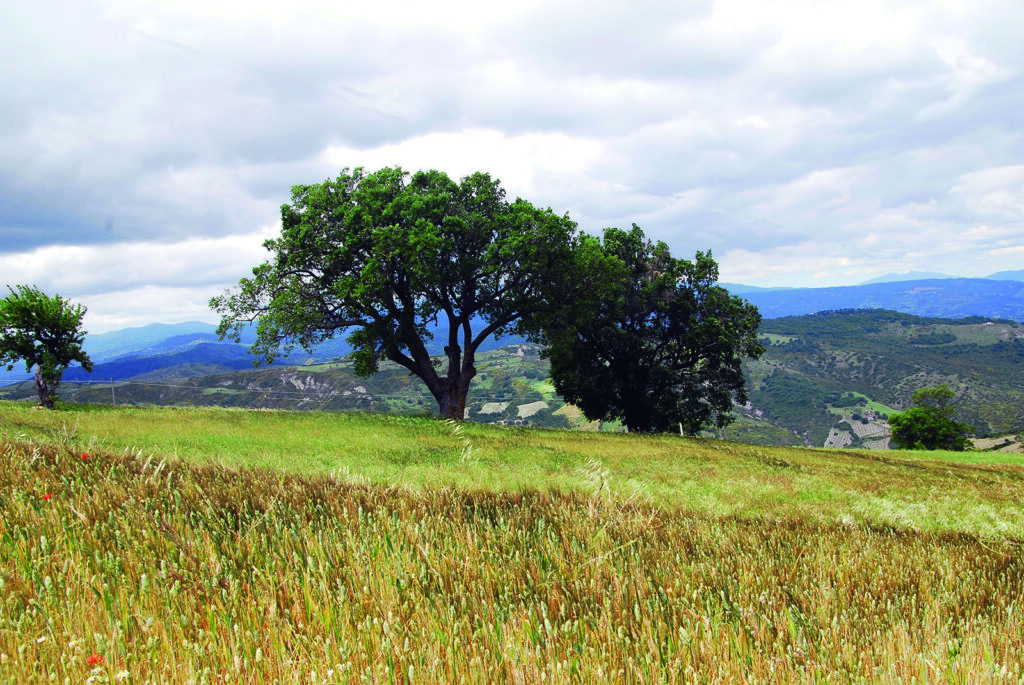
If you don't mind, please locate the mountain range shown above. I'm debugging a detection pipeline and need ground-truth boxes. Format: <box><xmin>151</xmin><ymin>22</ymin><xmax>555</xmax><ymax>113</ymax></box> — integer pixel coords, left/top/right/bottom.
<box><xmin>0</xmin><ymin>317</ymin><xmax>521</xmax><ymax>386</ymax></box>
<box><xmin>735</xmin><ymin>278</ymin><xmax>1024</xmax><ymax>321</ymax></box>
<box><xmin>95</xmin><ymin>275</ymin><xmax>1020</xmax><ymax>376</ymax></box>
<box><xmin>3</xmin><ymin>276</ymin><xmax>1024</xmax><ymax>388</ymax></box>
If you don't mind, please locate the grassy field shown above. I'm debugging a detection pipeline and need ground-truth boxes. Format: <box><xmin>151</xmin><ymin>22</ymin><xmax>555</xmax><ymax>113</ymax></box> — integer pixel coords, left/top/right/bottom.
<box><xmin>2</xmin><ymin>401</ymin><xmax>1023</xmax><ymax>682</ymax></box>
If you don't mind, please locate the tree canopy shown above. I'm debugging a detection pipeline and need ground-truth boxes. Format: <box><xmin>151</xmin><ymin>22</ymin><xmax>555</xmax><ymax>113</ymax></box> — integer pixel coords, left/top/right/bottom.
<box><xmin>211</xmin><ymin>166</ymin><xmax>592</xmax><ymax>420</ymax></box>
<box><xmin>888</xmin><ymin>384</ymin><xmax>974</xmax><ymax>451</ymax></box>
<box><xmin>532</xmin><ymin>225</ymin><xmax>764</xmax><ymax>434</ymax></box>
<box><xmin>0</xmin><ymin>285</ymin><xmax>93</xmax><ymax>409</ymax></box>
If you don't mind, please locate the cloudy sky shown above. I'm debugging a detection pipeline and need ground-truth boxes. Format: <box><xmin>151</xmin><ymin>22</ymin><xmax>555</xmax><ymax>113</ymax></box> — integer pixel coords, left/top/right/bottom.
<box><xmin>2</xmin><ymin>0</ymin><xmax>1023</xmax><ymax>332</ymax></box>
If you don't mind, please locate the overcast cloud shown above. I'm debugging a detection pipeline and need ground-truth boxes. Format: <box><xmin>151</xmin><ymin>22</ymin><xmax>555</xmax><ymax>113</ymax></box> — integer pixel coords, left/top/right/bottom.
<box><xmin>1</xmin><ymin>0</ymin><xmax>1022</xmax><ymax>332</ymax></box>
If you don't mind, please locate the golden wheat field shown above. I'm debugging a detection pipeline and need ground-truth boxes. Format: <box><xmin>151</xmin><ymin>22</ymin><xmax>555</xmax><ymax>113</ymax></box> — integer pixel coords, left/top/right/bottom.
<box><xmin>1</xmin><ymin>403</ymin><xmax>1023</xmax><ymax>683</ymax></box>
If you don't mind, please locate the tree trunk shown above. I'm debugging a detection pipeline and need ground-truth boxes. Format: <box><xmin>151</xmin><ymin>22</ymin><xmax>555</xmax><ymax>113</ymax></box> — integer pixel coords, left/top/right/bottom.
<box><xmin>34</xmin><ymin>366</ymin><xmax>56</xmax><ymax>409</ymax></box>
<box><xmin>389</xmin><ymin>316</ymin><xmax>480</xmax><ymax>421</ymax></box>
<box><xmin>433</xmin><ymin>375</ymin><xmax>472</xmax><ymax>420</ymax></box>
<box><xmin>427</xmin><ymin>335</ymin><xmax>476</xmax><ymax>420</ymax></box>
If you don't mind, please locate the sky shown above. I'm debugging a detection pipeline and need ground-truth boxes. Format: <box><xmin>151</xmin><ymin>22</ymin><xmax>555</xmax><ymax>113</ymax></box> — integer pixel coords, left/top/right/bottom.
<box><xmin>2</xmin><ymin>0</ymin><xmax>1023</xmax><ymax>333</ymax></box>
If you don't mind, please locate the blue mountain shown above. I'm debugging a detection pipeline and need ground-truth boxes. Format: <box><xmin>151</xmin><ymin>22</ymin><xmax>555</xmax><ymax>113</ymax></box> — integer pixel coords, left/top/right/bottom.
<box><xmin>988</xmin><ymin>270</ymin><xmax>1024</xmax><ymax>282</ymax></box>
<box><xmin>733</xmin><ymin>278</ymin><xmax>1024</xmax><ymax>322</ymax></box>
<box><xmin>84</xmin><ymin>321</ymin><xmax>221</xmax><ymax>362</ymax></box>
<box><xmin>62</xmin><ymin>342</ymin><xmax>257</xmax><ymax>382</ymax></box>
<box><xmin>2</xmin><ymin>317</ymin><xmax>525</xmax><ymax>387</ymax></box>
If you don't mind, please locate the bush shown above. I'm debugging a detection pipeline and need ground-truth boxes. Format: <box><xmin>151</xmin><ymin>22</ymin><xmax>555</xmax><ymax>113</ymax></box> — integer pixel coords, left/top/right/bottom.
<box><xmin>909</xmin><ymin>332</ymin><xmax>957</xmax><ymax>346</ymax></box>
<box><xmin>889</xmin><ymin>385</ymin><xmax>974</xmax><ymax>451</ymax></box>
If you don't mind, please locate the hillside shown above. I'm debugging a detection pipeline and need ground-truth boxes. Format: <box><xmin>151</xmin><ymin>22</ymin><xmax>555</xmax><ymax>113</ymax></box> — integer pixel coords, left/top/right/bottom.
<box><xmin>2</xmin><ymin>402</ymin><xmax>1022</xmax><ymax>527</ymax></box>
<box><xmin>747</xmin><ymin>310</ymin><xmax>1024</xmax><ymax>445</ymax></box>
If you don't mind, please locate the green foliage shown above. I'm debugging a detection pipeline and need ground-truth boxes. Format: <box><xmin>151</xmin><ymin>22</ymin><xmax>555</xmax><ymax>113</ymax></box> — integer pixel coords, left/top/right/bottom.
<box><xmin>889</xmin><ymin>384</ymin><xmax>974</xmax><ymax>451</ymax></box>
<box><xmin>828</xmin><ymin>392</ymin><xmax>867</xmax><ymax>408</ymax></box>
<box><xmin>911</xmin><ymin>384</ymin><xmax>956</xmax><ymax>413</ymax></box>
<box><xmin>909</xmin><ymin>332</ymin><xmax>957</xmax><ymax>345</ymax></box>
<box><xmin>211</xmin><ymin>166</ymin><xmax>584</xmax><ymax>420</ymax></box>
<box><xmin>0</xmin><ymin>285</ymin><xmax>93</xmax><ymax>409</ymax></box>
<box><xmin>536</xmin><ymin>225</ymin><xmax>764</xmax><ymax>434</ymax></box>
<box><xmin>749</xmin><ymin>371</ymin><xmax>835</xmax><ymax>445</ymax></box>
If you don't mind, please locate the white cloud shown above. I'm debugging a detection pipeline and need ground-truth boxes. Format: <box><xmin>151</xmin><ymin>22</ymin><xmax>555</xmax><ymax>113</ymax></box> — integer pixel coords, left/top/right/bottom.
<box><xmin>0</xmin><ymin>227</ymin><xmax>276</xmax><ymax>298</ymax></box>
<box><xmin>2</xmin><ymin>0</ymin><xmax>1024</xmax><ymax>328</ymax></box>
<box><xmin>950</xmin><ymin>165</ymin><xmax>1024</xmax><ymax>220</ymax></box>
<box><xmin>79</xmin><ymin>285</ymin><xmax>226</xmax><ymax>334</ymax></box>
<box><xmin>325</xmin><ymin>129</ymin><xmax>605</xmax><ymax>208</ymax></box>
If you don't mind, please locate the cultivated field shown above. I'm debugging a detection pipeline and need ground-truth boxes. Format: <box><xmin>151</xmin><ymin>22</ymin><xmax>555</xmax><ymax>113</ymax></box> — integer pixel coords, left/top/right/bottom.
<box><xmin>1</xmin><ymin>402</ymin><xmax>1023</xmax><ymax>682</ymax></box>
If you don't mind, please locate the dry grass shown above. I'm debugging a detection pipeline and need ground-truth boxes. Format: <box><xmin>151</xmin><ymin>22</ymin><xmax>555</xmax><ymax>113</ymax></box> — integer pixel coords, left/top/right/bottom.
<box><xmin>2</xmin><ymin>434</ymin><xmax>1023</xmax><ymax>683</ymax></box>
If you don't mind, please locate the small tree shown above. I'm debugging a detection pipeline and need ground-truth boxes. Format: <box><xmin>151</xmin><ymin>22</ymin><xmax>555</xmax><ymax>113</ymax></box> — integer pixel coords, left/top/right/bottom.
<box><xmin>888</xmin><ymin>384</ymin><xmax>974</xmax><ymax>451</ymax></box>
<box><xmin>0</xmin><ymin>285</ymin><xmax>94</xmax><ymax>409</ymax></box>
<box><xmin>531</xmin><ymin>225</ymin><xmax>764</xmax><ymax>434</ymax></box>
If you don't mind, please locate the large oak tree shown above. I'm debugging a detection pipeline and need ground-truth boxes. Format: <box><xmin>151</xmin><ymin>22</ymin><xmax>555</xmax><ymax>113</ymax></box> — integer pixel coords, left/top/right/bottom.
<box><xmin>211</xmin><ymin>166</ymin><xmax>590</xmax><ymax>420</ymax></box>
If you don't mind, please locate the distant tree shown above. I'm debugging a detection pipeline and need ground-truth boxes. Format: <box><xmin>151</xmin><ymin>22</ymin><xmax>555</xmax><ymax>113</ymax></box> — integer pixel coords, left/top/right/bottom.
<box><xmin>0</xmin><ymin>285</ymin><xmax>94</xmax><ymax>409</ymax></box>
<box><xmin>888</xmin><ymin>384</ymin><xmax>974</xmax><ymax>450</ymax></box>
<box><xmin>531</xmin><ymin>225</ymin><xmax>764</xmax><ymax>434</ymax></box>
<box><xmin>211</xmin><ymin>166</ymin><xmax>595</xmax><ymax>420</ymax></box>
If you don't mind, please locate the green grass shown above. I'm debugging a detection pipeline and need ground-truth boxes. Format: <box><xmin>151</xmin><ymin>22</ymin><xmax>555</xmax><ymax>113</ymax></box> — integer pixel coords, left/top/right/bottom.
<box><xmin>2</xmin><ymin>401</ymin><xmax>1024</xmax><ymax>681</ymax></box>
<box><xmin>760</xmin><ymin>333</ymin><xmax>797</xmax><ymax>345</ymax></box>
<box><xmin>825</xmin><ymin>392</ymin><xmax>899</xmax><ymax>418</ymax></box>
<box><xmin>939</xmin><ymin>322</ymin><xmax>1024</xmax><ymax>345</ymax></box>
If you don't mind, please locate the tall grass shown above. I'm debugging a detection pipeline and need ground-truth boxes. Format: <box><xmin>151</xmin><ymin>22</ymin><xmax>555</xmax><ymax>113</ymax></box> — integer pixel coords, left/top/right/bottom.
<box><xmin>2</xmin><ymin>434</ymin><xmax>1023</xmax><ymax>682</ymax></box>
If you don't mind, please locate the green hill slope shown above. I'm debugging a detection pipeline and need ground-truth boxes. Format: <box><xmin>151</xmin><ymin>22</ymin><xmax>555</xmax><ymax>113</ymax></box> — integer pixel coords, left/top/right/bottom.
<box><xmin>748</xmin><ymin>310</ymin><xmax>1024</xmax><ymax>445</ymax></box>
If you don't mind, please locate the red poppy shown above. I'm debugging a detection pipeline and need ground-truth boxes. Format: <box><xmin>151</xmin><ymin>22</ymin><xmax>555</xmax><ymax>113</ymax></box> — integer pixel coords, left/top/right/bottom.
<box><xmin>87</xmin><ymin>652</ymin><xmax>104</xmax><ymax>666</ymax></box>
<box><xmin>43</xmin><ymin>493</ymin><xmax>52</xmax><ymax>501</ymax></box>
<box><xmin>82</xmin><ymin>453</ymin><xmax>89</xmax><ymax>460</ymax></box>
